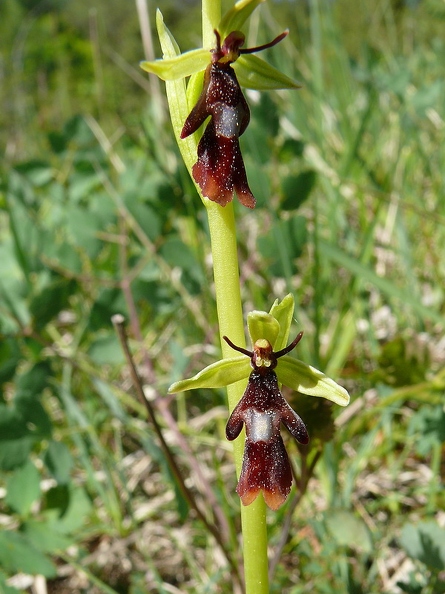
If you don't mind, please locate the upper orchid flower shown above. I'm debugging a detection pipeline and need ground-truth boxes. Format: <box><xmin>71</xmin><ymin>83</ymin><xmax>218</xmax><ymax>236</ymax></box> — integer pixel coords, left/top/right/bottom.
<box><xmin>169</xmin><ymin>295</ymin><xmax>350</xmax><ymax>509</ymax></box>
<box><xmin>179</xmin><ymin>29</ymin><xmax>289</xmax><ymax>208</ymax></box>
<box><xmin>140</xmin><ymin>0</ymin><xmax>300</xmax><ymax>208</ymax></box>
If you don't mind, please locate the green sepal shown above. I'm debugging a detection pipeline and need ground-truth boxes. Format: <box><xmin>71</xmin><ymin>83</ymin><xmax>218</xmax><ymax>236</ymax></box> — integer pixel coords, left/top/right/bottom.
<box><xmin>155</xmin><ymin>10</ymin><xmax>199</xmax><ymax>180</ymax></box>
<box><xmin>247</xmin><ymin>311</ymin><xmax>280</xmax><ymax>347</ymax></box>
<box><xmin>219</xmin><ymin>0</ymin><xmax>266</xmax><ymax>39</ymax></box>
<box><xmin>269</xmin><ymin>294</ymin><xmax>295</xmax><ymax>351</ymax></box>
<box><xmin>276</xmin><ymin>356</ymin><xmax>350</xmax><ymax>406</ymax></box>
<box><xmin>140</xmin><ymin>48</ymin><xmax>210</xmax><ymax>81</ymax></box>
<box><xmin>235</xmin><ymin>55</ymin><xmax>302</xmax><ymax>90</ymax></box>
<box><xmin>168</xmin><ymin>356</ymin><xmax>251</xmax><ymax>393</ymax></box>
<box><xmin>156</xmin><ymin>9</ymin><xmax>181</xmax><ymax>56</ymax></box>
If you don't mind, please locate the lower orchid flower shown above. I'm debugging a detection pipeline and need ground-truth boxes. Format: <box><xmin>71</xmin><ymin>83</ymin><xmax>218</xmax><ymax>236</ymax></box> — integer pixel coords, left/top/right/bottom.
<box><xmin>169</xmin><ymin>295</ymin><xmax>350</xmax><ymax>509</ymax></box>
<box><xmin>223</xmin><ymin>333</ymin><xmax>309</xmax><ymax>509</ymax></box>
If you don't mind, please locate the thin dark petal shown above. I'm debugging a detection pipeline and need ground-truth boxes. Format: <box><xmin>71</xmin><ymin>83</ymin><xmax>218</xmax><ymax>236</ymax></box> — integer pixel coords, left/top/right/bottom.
<box><xmin>279</xmin><ymin>400</ymin><xmax>309</xmax><ymax>445</ymax></box>
<box><xmin>180</xmin><ymin>98</ymin><xmax>209</xmax><ymax>138</ymax></box>
<box><xmin>236</xmin><ymin>437</ymin><xmax>292</xmax><ymax>510</ymax></box>
<box><xmin>180</xmin><ymin>68</ymin><xmax>211</xmax><ymax>139</ymax></box>
<box><xmin>226</xmin><ymin>405</ymin><xmax>245</xmax><ymax>441</ymax></box>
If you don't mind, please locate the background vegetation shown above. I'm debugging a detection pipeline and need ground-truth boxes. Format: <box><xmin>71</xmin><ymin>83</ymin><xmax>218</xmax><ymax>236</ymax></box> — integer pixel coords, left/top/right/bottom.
<box><xmin>1</xmin><ymin>0</ymin><xmax>444</xmax><ymax>592</ymax></box>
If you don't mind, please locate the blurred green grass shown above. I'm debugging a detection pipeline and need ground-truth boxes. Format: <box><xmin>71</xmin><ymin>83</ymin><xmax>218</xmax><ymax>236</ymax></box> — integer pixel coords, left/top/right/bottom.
<box><xmin>1</xmin><ymin>0</ymin><xmax>444</xmax><ymax>592</ymax></box>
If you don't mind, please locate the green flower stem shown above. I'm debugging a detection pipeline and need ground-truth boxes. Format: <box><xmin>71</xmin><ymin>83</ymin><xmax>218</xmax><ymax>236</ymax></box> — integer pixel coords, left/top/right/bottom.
<box><xmin>158</xmin><ymin>0</ymin><xmax>271</xmax><ymax>587</ymax></box>
<box><xmin>207</xmin><ymin>202</ymin><xmax>269</xmax><ymax>594</ymax></box>
<box><xmin>202</xmin><ymin>0</ymin><xmax>220</xmax><ymax>46</ymax></box>
<box><xmin>201</xmin><ymin>2</ymin><xmax>269</xmax><ymax>592</ymax></box>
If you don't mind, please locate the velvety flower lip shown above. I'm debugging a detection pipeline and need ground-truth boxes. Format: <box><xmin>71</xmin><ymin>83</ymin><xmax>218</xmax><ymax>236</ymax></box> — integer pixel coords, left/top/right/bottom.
<box><xmin>225</xmin><ymin>351</ymin><xmax>309</xmax><ymax>509</ymax></box>
<box><xmin>234</xmin><ymin>437</ymin><xmax>293</xmax><ymax>510</ymax></box>
<box><xmin>223</xmin><ymin>332</ymin><xmax>308</xmax><ymax>509</ymax></box>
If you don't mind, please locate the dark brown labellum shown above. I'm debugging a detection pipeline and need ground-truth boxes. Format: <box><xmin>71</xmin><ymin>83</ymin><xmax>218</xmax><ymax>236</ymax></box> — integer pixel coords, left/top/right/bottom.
<box><xmin>181</xmin><ymin>29</ymin><xmax>287</xmax><ymax>209</ymax></box>
<box><xmin>224</xmin><ymin>333</ymin><xmax>309</xmax><ymax>510</ymax></box>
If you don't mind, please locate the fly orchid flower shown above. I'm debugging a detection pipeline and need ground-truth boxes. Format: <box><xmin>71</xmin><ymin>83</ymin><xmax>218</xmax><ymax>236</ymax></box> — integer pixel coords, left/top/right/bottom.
<box><xmin>179</xmin><ymin>29</ymin><xmax>289</xmax><ymax>208</ymax></box>
<box><xmin>169</xmin><ymin>295</ymin><xmax>350</xmax><ymax>509</ymax></box>
<box><xmin>140</xmin><ymin>0</ymin><xmax>300</xmax><ymax>208</ymax></box>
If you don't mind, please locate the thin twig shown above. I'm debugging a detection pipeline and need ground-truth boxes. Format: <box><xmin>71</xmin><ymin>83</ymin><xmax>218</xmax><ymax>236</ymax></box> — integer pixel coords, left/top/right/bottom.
<box><xmin>116</xmin><ymin>213</ymin><xmax>232</xmax><ymax>543</ymax></box>
<box><xmin>112</xmin><ymin>314</ymin><xmax>243</xmax><ymax>590</ymax></box>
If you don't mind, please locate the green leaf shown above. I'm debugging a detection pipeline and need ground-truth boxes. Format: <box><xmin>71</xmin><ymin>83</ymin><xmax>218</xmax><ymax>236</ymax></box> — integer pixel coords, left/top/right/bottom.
<box><xmin>44</xmin><ymin>440</ymin><xmax>73</xmax><ymax>485</ymax></box>
<box><xmin>44</xmin><ymin>484</ymin><xmax>70</xmax><ymax>517</ymax></box>
<box><xmin>123</xmin><ymin>199</ymin><xmax>161</xmax><ymax>241</ymax></box>
<box><xmin>65</xmin><ymin>205</ymin><xmax>103</xmax><ymax>258</ymax></box>
<box><xmin>258</xmin><ymin>216</ymin><xmax>307</xmax><ymax>278</ymax></box>
<box><xmin>235</xmin><ymin>55</ymin><xmax>301</xmax><ymax>90</ymax></box>
<box><xmin>93</xmin><ymin>378</ymin><xmax>127</xmax><ymax>422</ymax></box>
<box><xmin>411</xmin><ymin>80</ymin><xmax>444</xmax><ymax>115</ymax></box>
<box><xmin>15</xmin><ymin>392</ymin><xmax>52</xmax><ymax>437</ymax></box>
<box><xmin>281</xmin><ymin>170</ymin><xmax>317</xmax><ymax>211</ymax></box>
<box><xmin>0</xmin><ymin>338</ymin><xmax>21</xmax><ymax>385</ymax></box>
<box><xmin>14</xmin><ymin>160</ymin><xmax>54</xmax><ymax>187</ymax></box>
<box><xmin>277</xmin><ymin>357</ymin><xmax>350</xmax><ymax>406</ymax></box>
<box><xmin>0</xmin><ymin>404</ymin><xmax>28</xmax><ymax>441</ymax></box>
<box><xmin>16</xmin><ymin>361</ymin><xmax>51</xmax><ymax>394</ymax></box>
<box><xmin>22</xmin><ymin>518</ymin><xmax>74</xmax><ymax>553</ymax></box>
<box><xmin>409</xmin><ymin>405</ymin><xmax>445</xmax><ymax>456</ymax></box>
<box><xmin>140</xmin><ymin>48</ymin><xmax>210</xmax><ymax>81</ymax></box>
<box><xmin>160</xmin><ymin>237</ymin><xmax>203</xmax><ymax>283</ymax></box>
<box><xmin>88</xmin><ymin>288</ymin><xmax>127</xmax><ymax>332</ymax></box>
<box><xmin>43</xmin><ymin>241</ymin><xmax>82</xmax><ymax>275</ymax></box>
<box><xmin>88</xmin><ymin>333</ymin><xmax>125</xmax><ymax>366</ymax></box>
<box><xmin>0</xmin><ymin>531</ymin><xmax>56</xmax><ymax>577</ymax></box>
<box><xmin>0</xmin><ymin>390</ymin><xmax>52</xmax><ymax>447</ymax></box>
<box><xmin>29</xmin><ymin>277</ymin><xmax>77</xmax><ymax>331</ymax></box>
<box><xmin>5</xmin><ymin>461</ymin><xmax>41</xmax><ymax>516</ymax></box>
<box><xmin>246</xmin><ymin>311</ymin><xmax>280</xmax><ymax>346</ymax></box>
<box><xmin>0</xmin><ymin>571</ymin><xmax>22</xmax><ymax>594</ymax></box>
<box><xmin>219</xmin><ymin>0</ymin><xmax>266</xmax><ymax>38</ymax></box>
<box><xmin>325</xmin><ymin>509</ymin><xmax>373</xmax><ymax>554</ymax></box>
<box><xmin>169</xmin><ymin>357</ymin><xmax>250</xmax><ymax>393</ymax></box>
<box><xmin>400</xmin><ymin>521</ymin><xmax>445</xmax><ymax>571</ymax></box>
<box><xmin>0</xmin><ymin>437</ymin><xmax>34</xmax><ymax>471</ymax></box>
<box><xmin>51</xmin><ymin>486</ymin><xmax>92</xmax><ymax>533</ymax></box>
